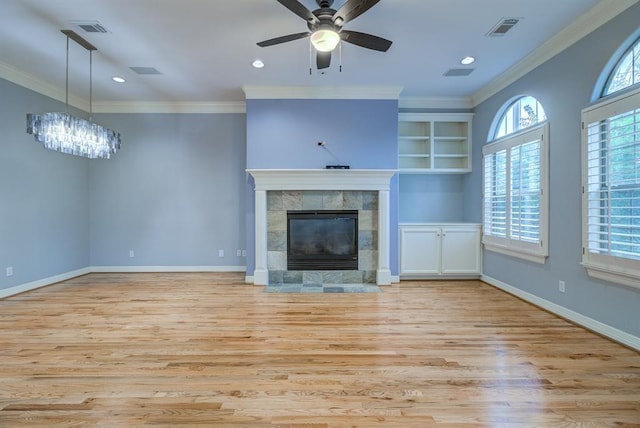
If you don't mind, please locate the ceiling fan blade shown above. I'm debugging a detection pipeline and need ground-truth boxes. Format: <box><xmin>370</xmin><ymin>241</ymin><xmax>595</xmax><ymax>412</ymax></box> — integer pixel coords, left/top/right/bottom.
<box><xmin>340</xmin><ymin>30</ymin><xmax>392</xmax><ymax>52</ymax></box>
<box><xmin>317</xmin><ymin>51</ymin><xmax>331</xmax><ymax>69</ymax></box>
<box><xmin>257</xmin><ymin>32</ymin><xmax>310</xmax><ymax>47</ymax></box>
<box><xmin>277</xmin><ymin>0</ymin><xmax>319</xmax><ymax>25</ymax></box>
<box><xmin>333</xmin><ymin>0</ymin><xmax>380</xmax><ymax>25</ymax></box>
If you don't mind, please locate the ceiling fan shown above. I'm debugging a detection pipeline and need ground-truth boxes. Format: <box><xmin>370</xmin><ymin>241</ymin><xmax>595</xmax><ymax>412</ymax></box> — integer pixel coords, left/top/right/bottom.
<box><xmin>257</xmin><ymin>0</ymin><xmax>392</xmax><ymax>70</ymax></box>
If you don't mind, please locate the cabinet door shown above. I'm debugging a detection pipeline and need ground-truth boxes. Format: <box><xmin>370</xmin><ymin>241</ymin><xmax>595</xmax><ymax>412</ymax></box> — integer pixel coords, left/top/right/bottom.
<box><xmin>440</xmin><ymin>227</ymin><xmax>481</xmax><ymax>274</ymax></box>
<box><xmin>400</xmin><ymin>227</ymin><xmax>441</xmax><ymax>275</ymax></box>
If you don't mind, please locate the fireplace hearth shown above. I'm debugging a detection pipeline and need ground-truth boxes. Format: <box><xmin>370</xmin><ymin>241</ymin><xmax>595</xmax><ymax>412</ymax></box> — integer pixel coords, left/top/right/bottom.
<box><xmin>287</xmin><ymin>210</ymin><xmax>358</xmax><ymax>271</ymax></box>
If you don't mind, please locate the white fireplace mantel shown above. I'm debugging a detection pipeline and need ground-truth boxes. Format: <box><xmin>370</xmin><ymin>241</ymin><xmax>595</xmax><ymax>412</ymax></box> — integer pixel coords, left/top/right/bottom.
<box><xmin>247</xmin><ymin>169</ymin><xmax>396</xmax><ymax>286</ymax></box>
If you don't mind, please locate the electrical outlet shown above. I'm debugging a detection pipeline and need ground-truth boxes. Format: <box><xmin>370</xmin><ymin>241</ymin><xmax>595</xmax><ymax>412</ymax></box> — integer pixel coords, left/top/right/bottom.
<box><xmin>242</xmin><ymin>250</ymin><xmax>246</xmax><ymax>257</ymax></box>
<box><xmin>218</xmin><ymin>249</ymin><xmax>224</xmax><ymax>258</ymax></box>
<box><xmin>129</xmin><ymin>250</ymin><xmax>135</xmax><ymax>258</ymax></box>
<box><xmin>236</xmin><ymin>249</ymin><xmax>242</xmax><ymax>257</ymax></box>
<box><xmin>559</xmin><ymin>280</ymin><xmax>566</xmax><ymax>293</ymax></box>
<box><xmin>6</xmin><ymin>266</ymin><xmax>13</xmax><ymax>277</ymax></box>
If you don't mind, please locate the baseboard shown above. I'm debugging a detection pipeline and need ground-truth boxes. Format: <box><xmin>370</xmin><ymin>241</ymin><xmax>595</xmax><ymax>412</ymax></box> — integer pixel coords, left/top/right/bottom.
<box><xmin>0</xmin><ymin>267</ymin><xmax>91</xmax><ymax>299</ymax></box>
<box><xmin>391</xmin><ymin>275</ymin><xmax>400</xmax><ymax>284</ymax></box>
<box><xmin>90</xmin><ymin>265</ymin><xmax>246</xmax><ymax>273</ymax></box>
<box><xmin>245</xmin><ymin>275</ymin><xmax>255</xmax><ymax>284</ymax></box>
<box><xmin>481</xmin><ymin>274</ymin><xmax>640</xmax><ymax>351</ymax></box>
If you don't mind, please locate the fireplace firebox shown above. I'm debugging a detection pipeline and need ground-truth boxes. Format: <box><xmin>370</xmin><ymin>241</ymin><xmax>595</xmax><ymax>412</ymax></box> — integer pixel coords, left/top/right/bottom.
<box><xmin>287</xmin><ymin>210</ymin><xmax>358</xmax><ymax>271</ymax></box>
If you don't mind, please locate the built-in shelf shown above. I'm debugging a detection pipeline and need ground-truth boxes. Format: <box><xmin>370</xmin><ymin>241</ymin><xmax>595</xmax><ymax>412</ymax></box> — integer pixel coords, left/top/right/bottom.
<box><xmin>399</xmin><ymin>113</ymin><xmax>473</xmax><ymax>173</ymax></box>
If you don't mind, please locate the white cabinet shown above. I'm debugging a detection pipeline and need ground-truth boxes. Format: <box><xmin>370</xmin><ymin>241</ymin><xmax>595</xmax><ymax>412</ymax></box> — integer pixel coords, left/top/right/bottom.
<box><xmin>398</xmin><ymin>113</ymin><xmax>473</xmax><ymax>174</ymax></box>
<box><xmin>399</xmin><ymin>224</ymin><xmax>481</xmax><ymax>277</ymax></box>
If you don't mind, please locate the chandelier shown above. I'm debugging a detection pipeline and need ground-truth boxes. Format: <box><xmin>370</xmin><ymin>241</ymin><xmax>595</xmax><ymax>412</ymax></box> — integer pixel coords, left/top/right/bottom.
<box><xmin>26</xmin><ymin>30</ymin><xmax>121</xmax><ymax>159</ymax></box>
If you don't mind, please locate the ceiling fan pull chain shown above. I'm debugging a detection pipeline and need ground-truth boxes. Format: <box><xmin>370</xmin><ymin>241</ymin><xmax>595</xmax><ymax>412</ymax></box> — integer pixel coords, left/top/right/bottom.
<box><xmin>309</xmin><ymin>39</ymin><xmax>313</xmax><ymax>75</ymax></box>
<box><xmin>339</xmin><ymin>40</ymin><xmax>342</xmax><ymax>73</ymax></box>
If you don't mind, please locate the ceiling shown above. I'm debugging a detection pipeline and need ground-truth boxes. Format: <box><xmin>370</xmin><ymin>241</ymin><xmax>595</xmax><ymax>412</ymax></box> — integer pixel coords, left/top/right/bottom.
<box><xmin>0</xmin><ymin>0</ymin><xmax>631</xmax><ymax>110</ymax></box>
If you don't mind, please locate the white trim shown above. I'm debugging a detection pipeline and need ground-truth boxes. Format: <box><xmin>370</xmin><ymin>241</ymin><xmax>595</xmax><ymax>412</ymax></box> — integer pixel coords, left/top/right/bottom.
<box><xmin>245</xmin><ymin>275</ymin><xmax>255</xmax><ymax>284</ymax></box>
<box><xmin>471</xmin><ymin>0</ymin><xmax>640</xmax><ymax>106</ymax></box>
<box><xmin>483</xmin><ymin>242</ymin><xmax>547</xmax><ymax>264</ymax></box>
<box><xmin>90</xmin><ymin>265</ymin><xmax>246</xmax><ymax>273</ymax></box>
<box><xmin>391</xmin><ymin>275</ymin><xmax>400</xmax><ymax>284</ymax></box>
<box><xmin>242</xmin><ymin>85</ymin><xmax>403</xmax><ymax>100</ymax></box>
<box><xmin>0</xmin><ymin>60</ymin><xmax>88</xmax><ymax>111</ymax></box>
<box><xmin>399</xmin><ymin>96</ymin><xmax>473</xmax><ymax>110</ymax></box>
<box><xmin>581</xmin><ymin>86</ymin><xmax>640</xmax><ymax>289</ymax></box>
<box><xmin>584</xmin><ymin>264</ymin><xmax>640</xmax><ymax>290</ymax></box>
<box><xmin>247</xmin><ymin>169</ymin><xmax>396</xmax><ymax>191</ymax></box>
<box><xmin>0</xmin><ymin>268</ymin><xmax>90</xmax><ymax>299</ymax></box>
<box><xmin>92</xmin><ymin>101</ymin><xmax>246</xmax><ymax>114</ymax></box>
<box><xmin>482</xmin><ymin>274</ymin><xmax>640</xmax><ymax>351</ymax></box>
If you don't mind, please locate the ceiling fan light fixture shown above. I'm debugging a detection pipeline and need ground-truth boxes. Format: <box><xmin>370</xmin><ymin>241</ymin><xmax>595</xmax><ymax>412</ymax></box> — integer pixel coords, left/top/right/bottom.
<box><xmin>310</xmin><ymin>28</ymin><xmax>340</xmax><ymax>52</ymax></box>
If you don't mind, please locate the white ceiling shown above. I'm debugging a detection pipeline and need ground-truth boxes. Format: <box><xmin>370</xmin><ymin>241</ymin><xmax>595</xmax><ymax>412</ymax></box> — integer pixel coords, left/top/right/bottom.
<box><xmin>0</xmin><ymin>0</ymin><xmax>633</xmax><ymax>110</ymax></box>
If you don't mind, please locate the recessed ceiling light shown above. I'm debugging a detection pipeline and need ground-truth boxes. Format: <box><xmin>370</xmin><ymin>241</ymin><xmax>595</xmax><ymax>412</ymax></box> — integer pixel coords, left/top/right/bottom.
<box><xmin>112</xmin><ymin>76</ymin><xmax>126</xmax><ymax>83</ymax></box>
<box><xmin>252</xmin><ymin>59</ymin><xmax>265</xmax><ymax>69</ymax></box>
<box><xmin>461</xmin><ymin>56</ymin><xmax>476</xmax><ymax>65</ymax></box>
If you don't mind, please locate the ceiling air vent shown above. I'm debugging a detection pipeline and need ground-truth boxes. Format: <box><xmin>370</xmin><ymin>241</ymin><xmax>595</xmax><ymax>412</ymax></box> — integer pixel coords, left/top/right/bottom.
<box><xmin>443</xmin><ymin>68</ymin><xmax>474</xmax><ymax>77</ymax></box>
<box><xmin>129</xmin><ymin>67</ymin><xmax>162</xmax><ymax>75</ymax></box>
<box><xmin>487</xmin><ymin>18</ymin><xmax>520</xmax><ymax>37</ymax></box>
<box><xmin>70</xmin><ymin>20</ymin><xmax>109</xmax><ymax>34</ymax></box>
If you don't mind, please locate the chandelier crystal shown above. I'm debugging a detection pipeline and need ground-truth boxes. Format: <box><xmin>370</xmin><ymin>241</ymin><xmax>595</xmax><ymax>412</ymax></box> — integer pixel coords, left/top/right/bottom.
<box><xmin>26</xmin><ymin>30</ymin><xmax>121</xmax><ymax>159</ymax></box>
<box><xmin>27</xmin><ymin>112</ymin><xmax>120</xmax><ymax>159</ymax></box>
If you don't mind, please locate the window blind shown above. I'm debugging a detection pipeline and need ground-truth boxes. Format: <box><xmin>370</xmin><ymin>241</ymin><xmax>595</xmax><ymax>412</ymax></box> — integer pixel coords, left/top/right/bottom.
<box><xmin>585</xmin><ymin>108</ymin><xmax>640</xmax><ymax>260</ymax></box>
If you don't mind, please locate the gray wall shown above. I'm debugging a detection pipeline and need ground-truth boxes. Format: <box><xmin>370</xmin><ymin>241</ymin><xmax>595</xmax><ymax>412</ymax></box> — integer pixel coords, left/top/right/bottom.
<box><xmin>0</xmin><ymin>79</ymin><xmax>90</xmax><ymax>291</ymax></box>
<box><xmin>90</xmin><ymin>113</ymin><xmax>246</xmax><ymax>267</ymax></box>
<box><xmin>466</xmin><ymin>3</ymin><xmax>640</xmax><ymax>337</ymax></box>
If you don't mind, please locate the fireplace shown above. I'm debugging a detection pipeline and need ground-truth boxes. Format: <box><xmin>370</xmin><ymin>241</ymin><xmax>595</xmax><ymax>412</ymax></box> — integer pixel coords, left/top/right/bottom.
<box><xmin>246</xmin><ymin>169</ymin><xmax>396</xmax><ymax>285</ymax></box>
<box><xmin>287</xmin><ymin>210</ymin><xmax>358</xmax><ymax>270</ymax></box>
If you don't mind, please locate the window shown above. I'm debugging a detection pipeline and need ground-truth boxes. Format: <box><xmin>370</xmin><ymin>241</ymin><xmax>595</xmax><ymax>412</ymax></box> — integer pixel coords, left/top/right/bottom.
<box><xmin>494</xmin><ymin>96</ymin><xmax>547</xmax><ymax>139</ymax></box>
<box><xmin>483</xmin><ymin>97</ymin><xmax>549</xmax><ymax>263</ymax></box>
<box><xmin>582</xmin><ymin>87</ymin><xmax>640</xmax><ymax>288</ymax></box>
<box><xmin>603</xmin><ymin>37</ymin><xmax>640</xmax><ymax>96</ymax></box>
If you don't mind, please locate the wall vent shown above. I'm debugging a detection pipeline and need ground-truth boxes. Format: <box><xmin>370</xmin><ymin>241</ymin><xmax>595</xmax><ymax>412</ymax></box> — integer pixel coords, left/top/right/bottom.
<box><xmin>443</xmin><ymin>68</ymin><xmax>474</xmax><ymax>77</ymax></box>
<box><xmin>70</xmin><ymin>20</ymin><xmax>109</xmax><ymax>34</ymax></box>
<box><xmin>129</xmin><ymin>67</ymin><xmax>162</xmax><ymax>75</ymax></box>
<box><xmin>487</xmin><ymin>18</ymin><xmax>520</xmax><ymax>36</ymax></box>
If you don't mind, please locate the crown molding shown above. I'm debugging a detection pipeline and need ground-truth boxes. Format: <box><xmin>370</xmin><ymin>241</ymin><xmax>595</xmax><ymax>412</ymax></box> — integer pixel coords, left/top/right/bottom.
<box><xmin>92</xmin><ymin>101</ymin><xmax>246</xmax><ymax>114</ymax></box>
<box><xmin>0</xmin><ymin>60</ymin><xmax>88</xmax><ymax>111</ymax></box>
<box><xmin>399</xmin><ymin>96</ymin><xmax>473</xmax><ymax>110</ymax></box>
<box><xmin>471</xmin><ymin>0</ymin><xmax>640</xmax><ymax>107</ymax></box>
<box><xmin>242</xmin><ymin>85</ymin><xmax>403</xmax><ymax>100</ymax></box>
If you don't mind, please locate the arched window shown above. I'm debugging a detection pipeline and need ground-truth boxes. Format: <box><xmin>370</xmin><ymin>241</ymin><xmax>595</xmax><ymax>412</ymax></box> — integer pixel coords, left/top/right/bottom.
<box><xmin>494</xmin><ymin>96</ymin><xmax>547</xmax><ymax>140</ymax></box>
<box><xmin>483</xmin><ymin>96</ymin><xmax>549</xmax><ymax>263</ymax></box>
<box><xmin>582</xmin><ymin>33</ymin><xmax>640</xmax><ymax>289</ymax></box>
<box><xmin>603</xmin><ymin>36</ymin><xmax>640</xmax><ymax>96</ymax></box>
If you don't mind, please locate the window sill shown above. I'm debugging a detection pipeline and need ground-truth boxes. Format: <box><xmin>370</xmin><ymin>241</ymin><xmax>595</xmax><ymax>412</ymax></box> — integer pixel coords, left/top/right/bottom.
<box><xmin>583</xmin><ymin>263</ymin><xmax>640</xmax><ymax>290</ymax></box>
<box><xmin>483</xmin><ymin>243</ymin><xmax>547</xmax><ymax>264</ymax></box>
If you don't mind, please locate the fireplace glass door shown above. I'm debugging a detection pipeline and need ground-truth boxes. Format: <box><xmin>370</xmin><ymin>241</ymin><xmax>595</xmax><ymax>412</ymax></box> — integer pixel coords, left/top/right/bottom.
<box><xmin>287</xmin><ymin>210</ymin><xmax>358</xmax><ymax>270</ymax></box>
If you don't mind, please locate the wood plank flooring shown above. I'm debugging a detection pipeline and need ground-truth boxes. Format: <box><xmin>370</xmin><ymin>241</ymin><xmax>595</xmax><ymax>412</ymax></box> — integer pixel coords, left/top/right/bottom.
<box><xmin>0</xmin><ymin>272</ymin><xmax>639</xmax><ymax>426</ymax></box>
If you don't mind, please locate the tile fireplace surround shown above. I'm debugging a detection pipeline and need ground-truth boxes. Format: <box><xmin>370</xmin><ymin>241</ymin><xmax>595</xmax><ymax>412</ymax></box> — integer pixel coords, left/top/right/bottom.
<box><xmin>247</xmin><ymin>169</ymin><xmax>396</xmax><ymax>286</ymax></box>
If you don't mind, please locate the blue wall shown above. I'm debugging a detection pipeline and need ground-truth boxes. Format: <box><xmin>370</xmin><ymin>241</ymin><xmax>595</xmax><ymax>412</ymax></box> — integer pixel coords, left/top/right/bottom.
<box><xmin>399</xmin><ymin>175</ymin><xmax>467</xmax><ymax>223</ymax></box>
<box><xmin>0</xmin><ymin>79</ymin><xmax>89</xmax><ymax>291</ymax></box>
<box><xmin>90</xmin><ymin>113</ymin><xmax>246</xmax><ymax>267</ymax></box>
<box><xmin>467</xmin><ymin>3</ymin><xmax>640</xmax><ymax>337</ymax></box>
<box><xmin>245</xmin><ymin>98</ymin><xmax>399</xmax><ymax>276</ymax></box>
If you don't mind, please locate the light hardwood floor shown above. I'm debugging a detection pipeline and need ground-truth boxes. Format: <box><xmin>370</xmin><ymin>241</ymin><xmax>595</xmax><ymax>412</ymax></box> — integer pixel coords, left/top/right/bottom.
<box><xmin>0</xmin><ymin>272</ymin><xmax>639</xmax><ymax>427</ymax></box>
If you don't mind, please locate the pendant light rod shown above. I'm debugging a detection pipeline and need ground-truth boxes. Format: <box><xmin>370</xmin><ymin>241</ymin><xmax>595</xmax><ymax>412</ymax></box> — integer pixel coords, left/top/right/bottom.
<box><xmin>89</xmin><ymin>50</ymin><xmax>93</xmax><ymax>117</ymax></box>
<box><xmin>65</xmin><ymin>36</ymin><xmax>69</xmax><ymax>109</ymax></box>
